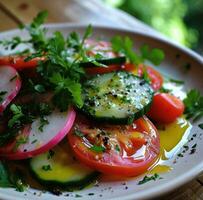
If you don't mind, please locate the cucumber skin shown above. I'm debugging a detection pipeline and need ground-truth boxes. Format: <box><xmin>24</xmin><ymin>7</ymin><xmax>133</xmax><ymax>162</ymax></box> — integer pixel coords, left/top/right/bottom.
<box><xmin>81</xmin><ymin>97</ymin><xmax>153</xmax><ymax>125</ymax></box>
<box><xmin>81</xmin><ymin>72</ymin><xmax>154</xmax><ymax>124</ymax></box>
<box><xmin>80</xmin><ymin>56</ymin><xmax>126</xmax><ymax>67</ymax></box>
<box><xmin>29</xmin><ymin>161</ymin><xmax>100</xmax><ymax>188</ymax></box>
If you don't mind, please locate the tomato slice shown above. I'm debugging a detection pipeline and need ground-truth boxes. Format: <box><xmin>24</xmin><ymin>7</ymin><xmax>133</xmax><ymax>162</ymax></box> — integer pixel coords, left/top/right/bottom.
<box><xmin>85</xmin><ymin>64</ymin><xmax>121</xmax><ymax>75</ymax></box>
<box><xmin>68</xmin><ymin>115</ymin><xmax>160</xmax><ymax>177</ymax></box>
<box><xmin>147</xmin><ymin>93</ymin><xmax>185</xmax><ymax>124</ymax></box>
<box><xmin>0</xmin><ymin>55</ymin><xmax>45</xmax><ymax>70</ymax></box>
<box><xmin>138</xmin><ymin>65</ymin><xmax>163</xmax><ymax>91</ymax></box>
<box><xmin>85</xmin><ymin>39</ymin><xmax>117</xmax><ymax>58</ymax></box>
<box><xmin>122</xmin><ymin>63</ymin><xmax>163</xmax><ymax>91</ymax></box>
<box><xmin>84</xmin><ymin>39</ymin><xmax>122</xmax><ymax>74</ymax></box>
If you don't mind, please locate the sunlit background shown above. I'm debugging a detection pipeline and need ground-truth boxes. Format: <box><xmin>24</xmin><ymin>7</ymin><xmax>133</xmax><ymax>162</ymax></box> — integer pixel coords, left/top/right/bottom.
<box><xmin>103</xmin><ymin>0</ymin><xmax>203</xmax><ymax>55</ymax></box>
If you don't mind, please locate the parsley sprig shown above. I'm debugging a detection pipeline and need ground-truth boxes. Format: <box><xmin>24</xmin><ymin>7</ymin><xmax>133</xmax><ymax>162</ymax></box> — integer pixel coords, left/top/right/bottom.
<box><xmin>183</xmin><ymin>89</ymin><xmax>203</xmax><ymax>122</ymax></box>
<box><xmin>0</xmin><ymin>102</ymin><xmax>52</xmax><ymax>147</ymax></box>
<box><xmin>0</xmin><ymin>161</ymin><xmax>27</xmax><ymax>192</ymax></box>
<box><xmin>138</xmin><ymin>173</ymin><xmax>162</xmax><ymax>185</ymax></box>
<box><xmin>111</xmin><ymin>36</ymin><xmax>165</xmax><ymax>66</ymax></box>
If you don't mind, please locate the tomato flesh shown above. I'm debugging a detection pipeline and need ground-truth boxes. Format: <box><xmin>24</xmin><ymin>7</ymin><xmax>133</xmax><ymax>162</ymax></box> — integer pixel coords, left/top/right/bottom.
<box><xmin>0</xmin><ymin>55</ymin><xmax>45</xmax><ymax>70</ymax></box>
<box><xmin>84</xmin><ymin>39</ymin><xmax>123</xmax><ymax>74</ymax></box>
<box><xmin>122</xmin><ymin>63</ymin><xmax>163</xmax><ymax>91</ymax></box>
<box><xmin>68</xmin><ymin>116</ymin><xmax>160</xmax><ymax>177</ymax></box>
<box><xmin>147</xmin><ymin>93</ymin><xmax>185</xmax><ymax>124</ymax></box>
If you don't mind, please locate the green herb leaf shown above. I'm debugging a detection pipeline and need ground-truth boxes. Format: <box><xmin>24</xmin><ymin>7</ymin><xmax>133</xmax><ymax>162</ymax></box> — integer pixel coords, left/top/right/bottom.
<box><xmin>198</xmin><ymin>123</ymin><xmax>203</xmax><ymax>129</ymax></box>
<box><xmin>140</xmin><ymin>44</ymin><xmax>165</xmax><ymax>65</ymax></box>
<box><xmin>183</xmin><ymin>89</ymin><xmax>203</xmax><ymax>122</ymax></box>
<box><xmin>89</xmin><ymin>145</ymin><xmax>106</xmax><ymax>153</ymax></box>
<box><xmin>74</xmin><ymin>129</ymin><xmax>84</xmax><ymax>138</ymax></box>
<box><xmin>0</xmin><ymin>91</ymin><xmax>7</xmax><ymax>103</ymax></box>
<box><xmin>39</xmin><ymin>116</ymin><xmax>49</xmax><ymax>132</ymax></box>
<box><xmin>47</xmin><ymin>150</ymin><xmax>55</xmax><ymax>159</ymax></box>
<box><xmin>159</xmin><ymin>87</ymin><xmax>172</xmax><ymax>93</ymax></box>
<box><xmin>111</xmin><ymin>36</ymin><xmax>141</xmax><ymax>65</ymax></box>
<box><xmin>0</xmin><ymin>162</ymin><xmax>27</xmax><ymax>191</ymax></box>
<box><xmin>8</xmin><ymin>104</ymin><xmax>24</xmax><ymax>128</ymax></box>
<box><xmin>14</xmin><ymin>136</ymin><xmax>28</xmax><ymax>151</ymax></box>
<box><xmin>169</xmin><ymin>78</ymin><xmax>184</xmax><ymax>85</ymax></box>
<box><xmin>10</xmin><ymin>75</ymin><xmax>17</xmax><ymax>82</ymax></box>
<box><xmin>138</xmin><ymin>173</ymin><xmax>162</xmax><ymax>185</ymax></box>
<box><xmin>42</xmin><ymin>164</ymin><xmax>52</xmax><ymax>171</ymax></box>
<box><xmin>0</xmin><ymin>162</ymin><xmax>13</xmax><ymax>187</ymax></box>
<box><xmin>34</xmin><ymin>84</ymin><xmax>45</xmax><ymax>93</ymax></box>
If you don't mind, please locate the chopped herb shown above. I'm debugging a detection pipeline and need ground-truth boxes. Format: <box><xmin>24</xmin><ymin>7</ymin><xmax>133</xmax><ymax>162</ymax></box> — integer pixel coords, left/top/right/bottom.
<box><xmin>89</xmin><ymin>145</ymin><xmax>105</xmax><ymax>153</ymax></box>
<box><xmin>0</xmin><ymin>162</ymin><xmax>27</xmax><ymax>191</ymax></box>
<box><xmin>75</xmin><ymin>194</ymin><xmax>82</xmax><ymax>198</ymax></box>
<box><xmin>140</xmin><ymin>44</ymin><xmax>165</xmax><ymax>66</ymax></box>
<box><xmin>0</xmin><ymin>91</ymin><xmax>7</xmax><ymax>103</ymax></box>
<box><xmin>169</xmin><ymin>78</ymin><xmax>184</xmax><ymax>85</ymax></box>
<box><xmin>15</xmin><ymin>136</ymin><xmax>28</xmax><ymax>150</ymax></box>
<box><xmin>88</xmin><ymin>193</ymin><xmax>95</xmax><ymax>196</ymax></box>
<box><xmin>183</xmin><ymin>145</ymin><xmax>189</xmax><ymax>150</ymax></box>
<box><xmin>38</xmin><ymin>116</ymin><xmax>49</xmax><ymax>132</ymax></box>
<box><xmin>8</xmin><ymin>104</ymin><xmax>24</xmax><ymax>128</ymax></box>
<box><xmin>31</xmin><ymin>139</ymin><xmax>38</xmax><ymax>144</ymax></box>
<box><xmin>47</xmin><ymin>150</ymin><xmax>55</xmax><ymax>159</ymax></box>
<box><xmin>159</xmin><ymin>87</ymin><xmax>172</xmax><ymax>93</ymax></box>
<box><xmin>177</xmin><ymin>153</ymin><xmax>183</xmax><ymax>157</ymax></box>
<box><xmin>42</xmin><ymin>164</ymin><xmax>52</xmax><ymax>171</ymax></box>
<box><xmin>0</xmin><ymin>162</ymin><xmax>13</xmax><ymax>188</ymax></box>
<box><xmin>141</xmin><ymin>67</ymin><xmax>150</xmax><ymax>84</ymax></box>
<box><xmin>34</xmin><ymin>84</ymin><xmax>45</xmax><ymax>93</ymax></box>
<box><xmin>10</xmin><ymin>75</ymin><xmax>17</xmax><ymax>82</ymax></box>
<box><xmin>74</xmin><ymin>129</ymin><xmax>84</xmax><ymax>138</ymax></box>
<box><xmin>138</xmin><ymin>173</ymin><xmax>161</xmax><ymax>185</ymax></box>
<box><xmin>115</xmin><ymin>144</ymin><xmax>120</xmax><ymax>152</ymax></box>
<box><xmin>190</xmin><ymin>148</ymin><xmax>196</xmax><ymax>154</ymax></box>
<box><xmin>198</xmin><ymin>123</ymin><xmax>203</xmax><ymax>129</ymax></box>
<box><xmin>183</xmin><ymin>89</ymin><xmax>203</xmax><ymax>121</ymax></box>
<box><xmin>191</xmin><ymin>143</ymin><xmax>197</xmax><ymax>149</ymax></box>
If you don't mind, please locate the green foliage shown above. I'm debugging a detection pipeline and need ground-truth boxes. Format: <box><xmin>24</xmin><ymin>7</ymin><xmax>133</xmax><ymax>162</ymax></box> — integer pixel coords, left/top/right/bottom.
<box><xmin>0</xmin><ymin>162</ymin><xmax>27</xmax><ymax>191</ymax></box>
<box><xmin>183</xmin><ymin>89</ymin><xmax>203</xmax><ymax>122</ymax></box>
<box><xmin>105</xmin><ymin>0</ymin><xmax>203</xmax><ymax>53</ymax></box>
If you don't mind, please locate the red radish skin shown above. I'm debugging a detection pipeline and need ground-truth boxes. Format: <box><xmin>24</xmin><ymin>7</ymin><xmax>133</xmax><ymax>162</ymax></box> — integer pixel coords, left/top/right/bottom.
<box><xmin>0</xmin><ymin>66</ymin><xmax>21</xmax><ymax>113</ymax></box>
<box><xmin>0</xmin><ymin>107</ymin><xmax>76</xmax><ymax>160</ymax></box>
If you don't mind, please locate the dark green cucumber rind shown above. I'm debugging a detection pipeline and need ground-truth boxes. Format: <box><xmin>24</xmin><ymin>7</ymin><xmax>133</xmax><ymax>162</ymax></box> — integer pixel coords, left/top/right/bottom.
<box><xmin>79</xmin><ymin>56</ymin><xmax>126</xmax><ymax>67</ymax></box>
<box><xmin>81</xmin><ymin>95</ymin><xmax>153</xmax><ymax>125</ymax></box>
<box><xmin>81</xmin><ymin>71</ymin><xmax>154</xmax><ymax>124</ymax></box>
<box><xmin>29</xmin><ymin>162</ymin><xmax>100</xmax><ymax>188</ymax></box>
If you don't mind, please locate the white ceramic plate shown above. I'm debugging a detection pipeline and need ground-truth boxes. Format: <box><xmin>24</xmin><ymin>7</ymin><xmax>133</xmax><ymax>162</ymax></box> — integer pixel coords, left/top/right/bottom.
<box><xmin>0</xmin><ymin>25</ymin><xmax>203</xmax><ymax>200</ymax></box>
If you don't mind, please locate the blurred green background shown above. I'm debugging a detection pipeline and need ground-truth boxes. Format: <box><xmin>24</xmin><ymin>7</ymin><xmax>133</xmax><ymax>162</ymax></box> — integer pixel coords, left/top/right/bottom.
<box><xmin>104</xmin><ymin>0</ymin><xmax>203</xmax><ymax>55</ymax></box>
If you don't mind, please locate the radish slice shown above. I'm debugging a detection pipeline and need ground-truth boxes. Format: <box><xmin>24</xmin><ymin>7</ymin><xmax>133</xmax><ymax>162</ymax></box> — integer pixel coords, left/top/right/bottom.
<box><xmin>0</xmin><ymin>66</ymin><xmax>21</xmax><ymax>113</ymax></box>
<box><xmin>0</xmin><ymin>107</ymin><xmax>76</xmax><ymax>160</ymax></box>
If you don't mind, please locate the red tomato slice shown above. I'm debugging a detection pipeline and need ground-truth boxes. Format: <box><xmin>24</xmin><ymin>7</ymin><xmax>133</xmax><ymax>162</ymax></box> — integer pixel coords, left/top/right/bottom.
<box><xmin>84</xmin><ymin>39</ymin><xmax>122</xmax><ymax>74</ymax></box>
<box><xmin>85</xmin><ymin>39</ymin><xmax>117</xmax><ymax>58</ymax></box>
<box><xmin>122</xmin><ymin>63</ymin><xmax>163</xmax><ymax>91</ymax></box>
<box><xmin>85</xmin><ymin>64</ymin><xmax>121</xmax><ymax>75</ymax></box>
<box><xmin>147</xmin><ymin>93</ymin><xmax>185</xmax><ymax>124</ymax></box>
<box><xmin>138</xmin><ymin>65</ymin><xmax>163</xmax><ymax>91</ymax></box>
<box><xmin>68</xmin><ymin>115</ymin><xmax>160</xmax><ymax>177</ymax></box>
<box><xmin>0</xmin><ymin>55</ymin><xmax>45</xmax><ymax>70</ymax></box>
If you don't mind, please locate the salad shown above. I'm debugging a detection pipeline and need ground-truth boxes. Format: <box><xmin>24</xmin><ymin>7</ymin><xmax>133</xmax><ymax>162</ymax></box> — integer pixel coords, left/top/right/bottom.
<box><xmin>0</xmin><ymin>11</ymin><xmax>202</xmax><ymax>194</ymax></box>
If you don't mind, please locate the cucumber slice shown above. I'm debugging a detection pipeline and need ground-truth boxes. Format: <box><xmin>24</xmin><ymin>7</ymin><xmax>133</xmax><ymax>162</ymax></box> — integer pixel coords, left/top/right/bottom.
<box><xmin>30</xmin><ymin>143</ymin><xmax>99</xmax><ymax>187</ymax></box>
<box><xmin>80</xmin><ymin>56</ymin><xmax>126</xmax><ymax>67</ymax></box>
<box><xmin>82</xmin><ymin>71</ymin><xmax>154</xmax><ymax>124</ymax></box>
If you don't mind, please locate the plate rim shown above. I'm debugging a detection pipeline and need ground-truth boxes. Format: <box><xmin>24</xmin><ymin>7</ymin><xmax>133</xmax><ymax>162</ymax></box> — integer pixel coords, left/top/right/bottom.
<box><xmin>0</xmin><ymin>23</ymin><xmax>203</xmax><ymax>200</ymax></box>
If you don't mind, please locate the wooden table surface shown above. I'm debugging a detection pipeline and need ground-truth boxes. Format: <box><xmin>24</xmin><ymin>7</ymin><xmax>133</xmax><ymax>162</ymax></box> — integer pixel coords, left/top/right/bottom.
<box><xmin>0</xmin><ymin>0</ymin><xmax>203</xmax><ymax>199</ymax></box>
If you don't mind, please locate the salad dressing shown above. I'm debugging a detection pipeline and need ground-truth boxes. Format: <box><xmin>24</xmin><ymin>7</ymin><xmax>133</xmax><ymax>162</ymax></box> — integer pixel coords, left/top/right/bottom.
<box><xmin>148</xmin><ymin>117</ymin><xmax>192</xmax><ymax>175</ymax></box>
